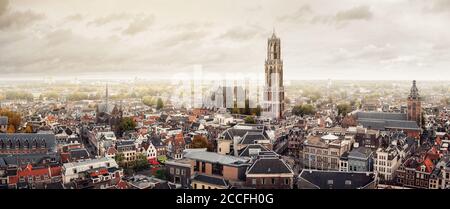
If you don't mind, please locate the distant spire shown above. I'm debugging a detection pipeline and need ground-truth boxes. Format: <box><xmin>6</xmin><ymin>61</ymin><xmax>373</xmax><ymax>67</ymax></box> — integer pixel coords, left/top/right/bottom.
<box><xmin>409</xmin><ymin>80</ymin><xmax>419</xmax><ymax>100</ymax></box>
<box><xmin>272</xmin><ymin>27</ymin><xmax>276</xmax><ymax>38</ymax></box>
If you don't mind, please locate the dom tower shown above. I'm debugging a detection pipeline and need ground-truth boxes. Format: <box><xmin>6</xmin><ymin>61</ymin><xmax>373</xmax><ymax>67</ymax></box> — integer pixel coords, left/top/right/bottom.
<box><xmin>263</xmin><ymin>31</ymin><xmax>284</xmax><ymax>119</ymax></box>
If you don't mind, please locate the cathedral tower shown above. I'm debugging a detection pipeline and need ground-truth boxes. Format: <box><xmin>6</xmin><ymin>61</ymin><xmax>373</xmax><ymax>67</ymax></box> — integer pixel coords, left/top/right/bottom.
<box><xmin>407</xmin><ymin>80</ymin><xmax>421</xmax><ymax>126</ymax></box>
<box><xmin>263</xmin><ymin>30</ymin><xmax>284</xmax><ymax>119</ymax></box>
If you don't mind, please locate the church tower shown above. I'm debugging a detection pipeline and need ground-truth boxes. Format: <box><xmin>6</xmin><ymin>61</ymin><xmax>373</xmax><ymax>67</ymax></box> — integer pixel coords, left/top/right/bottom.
<box><xmin>407</xmin><ymin>80</ymin><xmax>421</xmax><ymax>126</ymax></box>
<box><xmin>263</xmin><ymin>30</ymin><xmax>284</xmax><ymax>119</ymax></box>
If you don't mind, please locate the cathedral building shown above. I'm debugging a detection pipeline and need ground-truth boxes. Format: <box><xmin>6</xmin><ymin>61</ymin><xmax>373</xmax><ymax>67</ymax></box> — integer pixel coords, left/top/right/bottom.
<box><xmin>352</xmin><ymin>80</ymin><xmax>422</xmax><ymax>139</ymax></box>
<box><xmin>263</xmin><ymin>31</ymin><xmax>285</xmax><ymax>119</ymax></box>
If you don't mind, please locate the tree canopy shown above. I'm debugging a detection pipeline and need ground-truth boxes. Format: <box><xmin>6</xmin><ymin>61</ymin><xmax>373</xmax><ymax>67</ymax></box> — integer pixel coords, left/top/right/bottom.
<box><xmin>337</xmin><ymin>103</ymin><xmax>352</xmax><ymax>116</ymax></box>
<box><xmin>191</xmin><ymin>135</ymin><xmax>208</xmax><ymax>148</ymax></box>
<box><xmin>156</xmin><ymin>98</ymin><xmax>164</xmax><ymax>110</ymax></box>
<box><xmin>244</xmin><ymin>116</ymin><xmax>256</xmax><ymax>124</ymax></box>
<box><xmin>118</xmin><ymin>117</ymin><xmax>136</xmax><ymax>135</ymax></box>
<box><xmin>292</xmin><ymin>104</ymin><xmax>316</xmax><ymax>117</ymax></box>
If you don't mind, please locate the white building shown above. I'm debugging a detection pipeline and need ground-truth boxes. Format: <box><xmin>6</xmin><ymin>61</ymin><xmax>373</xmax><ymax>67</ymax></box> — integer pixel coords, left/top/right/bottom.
<box><xmin>62</xmin><ymin>157</ymin><xmax>119</xmax><ymax>183</ymax></box>
<box><xmin>374</xmin><ymin>147</ymin><xmax>401</xmax><ymax>181</ymax></box>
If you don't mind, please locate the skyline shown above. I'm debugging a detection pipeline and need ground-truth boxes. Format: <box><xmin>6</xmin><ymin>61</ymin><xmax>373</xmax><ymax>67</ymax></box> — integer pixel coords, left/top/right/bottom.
<box><xmin>1</xmin><ymin>0</ymin><xmax>450</xmax><ymax>80</ymax></box>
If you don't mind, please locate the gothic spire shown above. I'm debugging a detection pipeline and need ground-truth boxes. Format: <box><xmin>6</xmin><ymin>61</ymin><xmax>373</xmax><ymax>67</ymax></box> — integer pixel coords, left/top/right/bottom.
<box><xmin>408</xmin><ymin>80</ymin><xmax>420</xmax><ymax>100</ymax></box>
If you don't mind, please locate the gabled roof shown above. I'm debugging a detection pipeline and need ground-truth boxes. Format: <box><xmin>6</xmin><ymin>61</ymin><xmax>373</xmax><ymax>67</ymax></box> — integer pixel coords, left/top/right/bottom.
<box><xmin>192</xmin><ymin>174</ymin><xmax>229</xmax><ymax>187</ymax></box>
<box><xmin>0</xmin><ymin>133</ymin><xmax>56</xmax><ymax>152</ymax></box>
<box><xmin>246</xmin><ymin>157</ymin><xmax>294</xmax><ymax>175</ymax></box>
<box><xmin>298</xmin><ymin>170</ymin><xmax>375</xmax><ymax>189</ymax></box>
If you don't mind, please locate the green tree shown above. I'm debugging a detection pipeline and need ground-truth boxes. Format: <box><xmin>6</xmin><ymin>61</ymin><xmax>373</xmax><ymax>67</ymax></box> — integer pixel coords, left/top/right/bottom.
<box><xmin>142</xmin><ymin>96</ymin><xmax>156</xmax><ymax>107</ymax></box>
<box><xmin>337</xmin><ymin>103</ymin><xmax>352</xmax><ymax>116</ymax></box>
<box><xmin>114</xmin><ymin>153</ymin><xmax>125</xmax><ymax>167</ymax></box>
<box><xmin>156</xmin><ymin>98</ymin><xmax>164</xmax><ymax>110</ymax></box>
<box><xmin>118</xmin><ymin>117</ymin><xmax>136</xmax><ymax>135</ymax></box>
<box><xmin>133</xmin><ymin>153</ymin><xmax>149</xmax><ymax>171</ymax></box>
<box><xmin>252</xmin><ymin>105</ymin><xmax>262</xmax><ymax>116</ymax></box>
<box><xmin>244</xmin><ymin>116</ymin><xmax>255</xmax><ymax>124</ymax></box>
<box><xmin>292</xmin><ymin>104</ymin><xmax>315</xmax><ymax>117</ymax></box>
<box><xmin>155</xmin><ymin>169</ymin><xmax>167</xmax><ymax>180</ymax></box>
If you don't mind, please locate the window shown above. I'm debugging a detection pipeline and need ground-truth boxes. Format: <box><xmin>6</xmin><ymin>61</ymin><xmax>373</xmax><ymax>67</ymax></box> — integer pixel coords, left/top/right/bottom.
<box><xmin>181</xmin><ymin>169</ymin><xmax>185</xmax><ymax>175</ymax></box>
<box><xmin>261</xmin><ymin>178</ymin><xmax>266</xmax><ymax>184</ymax></box>
<box><xmin>327</xmin><ymin>180</ymin><xmax>333</xmax><ymax>185</ymax></box>
<box><xmin>193</xmin><ymin>183</ymin><xmax>197</xmax><ymax>189</ymax></box>
<box><xmin>73</xmin><ymin>168</ymin><xmax>77</xmax><ymax>174</ymax></box>
<box><xmin>272</xmin><ymin>178</ymin><xmax>275</xmax><ymax>184</ymax></box>
<box><xmin>252</xmin><ymin>179</ymin><xmax>257</xmax><ymax>185</ymax></box>
<box><xmin>345</xmin><ymin>180</ymin><xmax>352</xmax><ymax>185</ymax></box>
<box><xmin>194</xmin><ymin>161</ymin><xmax>199</xmax><ymax>171</ymax></box>
<box><xmin>176</xmin><ymin>168</ymin><xmax>180</xmax><ymax>175</ymax></box>
<box><xmin>202</xmin><ymin>185</ymin><xmax>205</xmax><ymax>189</ymax></box>
<box><xmin>170</xmin><ymin>167</ymin><xmax>174</xmax><ymax>174</ymax></box>
<box><xmin>285</xmin><ymin>179</ymin><xmax>289</xmax><ymax>185</ymax></box>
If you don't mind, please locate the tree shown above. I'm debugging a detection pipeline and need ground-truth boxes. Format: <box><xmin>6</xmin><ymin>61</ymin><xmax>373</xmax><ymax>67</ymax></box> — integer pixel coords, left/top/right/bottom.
<box><xmin>155</xmin><ymin>169</ymin><xmax>167</xmax><ymax>180</ymax></box>
<box><xmin>67</xmin><ymin>92</ymin><xmax>89</xmax><ymax>101</ymax></box>
<box><xmin>244</xmin><ymin>116</ymin><xmax>255</xmax><ymax>124</ymax></box>
<box><xmin>252</xmin><ymin>105</ymin><xmax>262</xmax><ymax>116</ymax></box>
<box><xmin>142</xmin><ymin>96</ymin><xmax>157</xmax><ymax>107</ymax></box>
<box><xmin>191</xmin><ymin>135</ymin><xmax>208</xmax><ymax>148</ymax></box>
<box><xmin>118</xmin><ymin>117</ymin><xmax>136</xmax><ymax>135</ymax></box>
<box><xmin>156</xmin><ymin>98</ymin><xmax>164</xmax><ymax>110</ymax></box>
<box><xmin>133</xmin><ymin>153</ymin><xmax>149</xmax><ymax>171</ymax></box>
<box><xmin>114</xmin><ymin>153</ymin><xmax>125</xmax><ymax>167</ymax></box>
<box><xmin>7</xmin><ymin>125</ymin><xmax>15</xmax><ymax>133</ymax></box>
<box><xmin>337</xmin><ymin>103</ymin><xmax>352</xmax><ymax>116</ymax></box>
<box><xmin>0</xmin><ymin>109</ymin><xmax>21</xmax><ymax>131</ymax></box>
<box><xmin>292</xmin><ymin>104</ymin><xmax>315</xmax><ymax>117</ymax></box>
<box><xmin>24</xmin><ymin>125</ymin><xmax>33</xmax><ymax>133</ymax></box>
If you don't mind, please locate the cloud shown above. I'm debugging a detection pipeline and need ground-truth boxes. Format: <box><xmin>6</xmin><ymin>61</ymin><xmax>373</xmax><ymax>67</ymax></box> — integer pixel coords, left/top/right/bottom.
<box><xmin>217</xmin><ymin>25</ymin><xmax>263</xmax><ymax>41</ymax></box>
<box><xmin>0</xmin><ymin>0</ymin><xmax>8</xmax><ymax>16</ymax></box>
<box><xmin>278</xmin><ymin>4</ymin><xmax>373</xmax><ymax>27</ymax></box>
<box><xmin>88</xmin><ymin>13</ymin><xmax>131</xmax><ymax>26</ymax></box>
<box><xmin>121</xmin><ymin>15</ymin><xmax>155</xmax><ymax>35</ymax></box>
<box><xmin>0</xmin><ymin>10</ymin><xmax>45</xmax><ymax>30</ymax></box>
<box><xmin>65</xmin><ymin>14</ymin><xmax>83</xmax><ymax>22</ymax></box>
<box><xmin>277</xmin><ymin>5</ymin><xmax>313</xmax><ymax>23</ymax></box>
<box><xmin>335</xmin><ymin>5</ymin><xmax>373</xmax><ymax>22</ymax></box>
<box><xmin>0</xmin><ymin>0</ymin><xmax>45</xmax><ymax>30</ymax></box>
<box><xmin>423</xmin><ymin>0</ymin><xmax>450</xmax><ymax>13</ymax></box>
<box><xmin>159</xmin><ymin>30</ymin><xmax>208</xmax><ymax>48</ymax></box>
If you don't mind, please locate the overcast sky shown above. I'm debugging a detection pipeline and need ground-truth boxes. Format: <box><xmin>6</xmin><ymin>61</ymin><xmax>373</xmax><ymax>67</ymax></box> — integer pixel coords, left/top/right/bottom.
<box><xmin>1</xmin><ymin>0</ymin><xmax>450</xmax><ymax>81</ymax></box>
